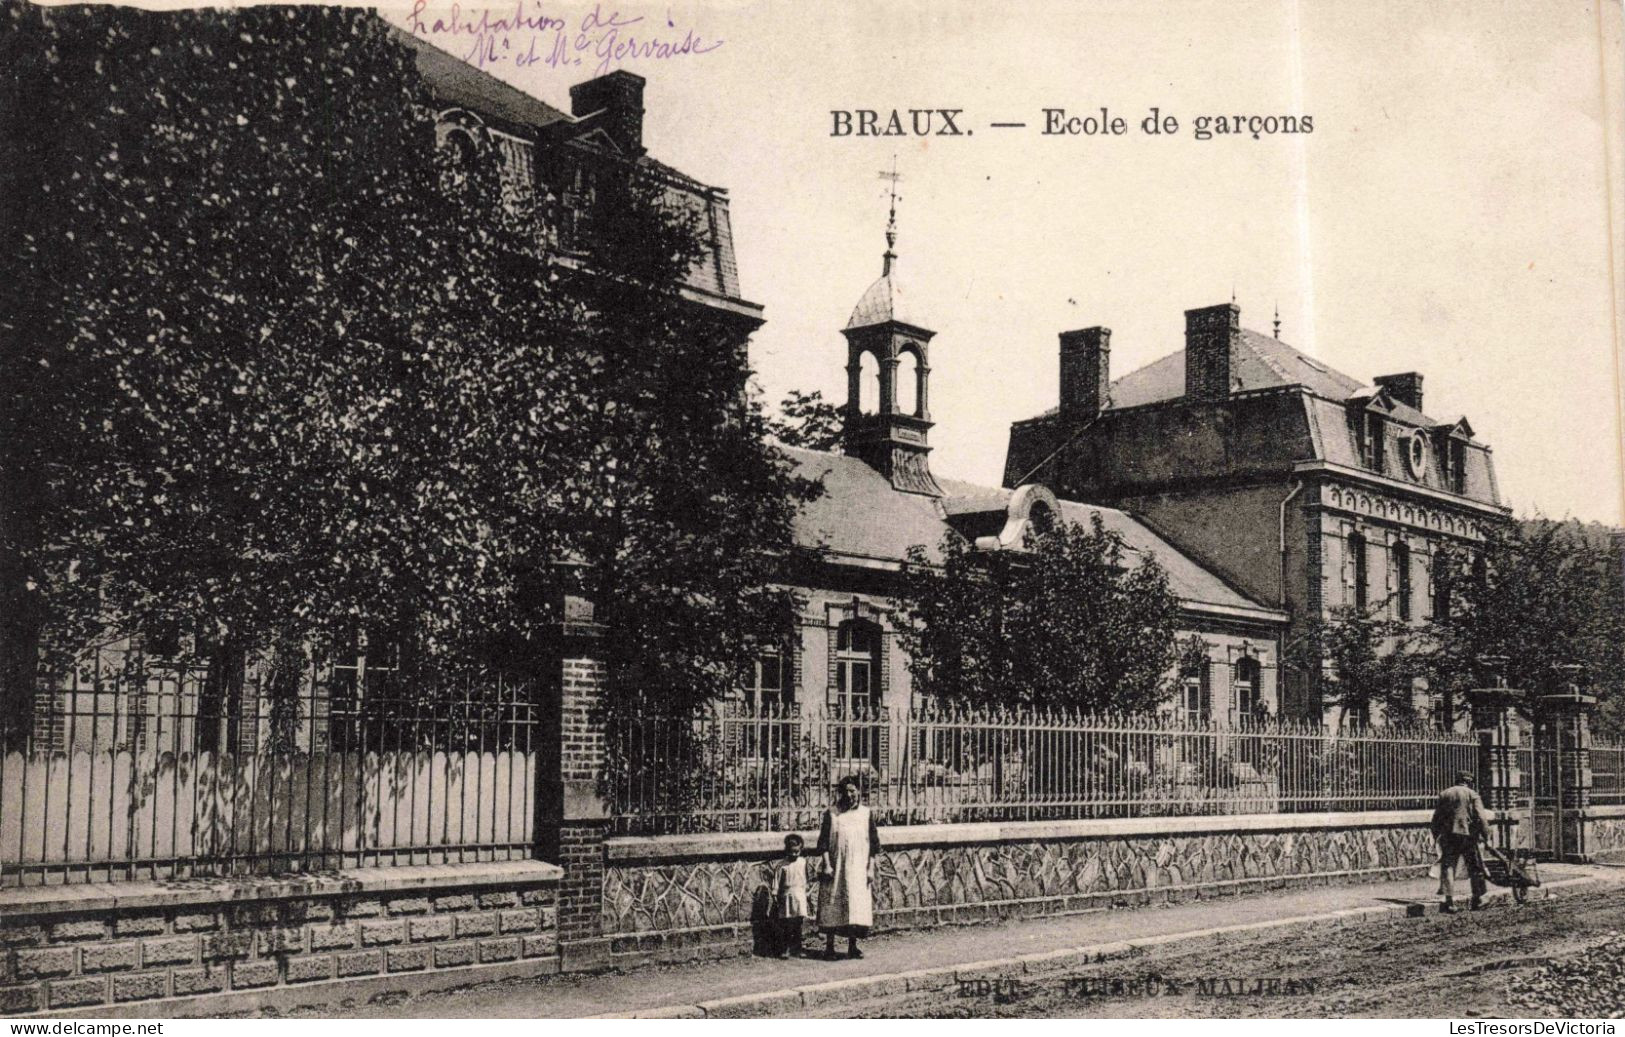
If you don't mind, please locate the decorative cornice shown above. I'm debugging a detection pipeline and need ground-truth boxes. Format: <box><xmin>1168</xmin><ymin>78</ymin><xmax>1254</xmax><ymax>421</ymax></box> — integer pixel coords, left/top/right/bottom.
<box><xmin>1294</xmin><ymin>460</ymin><xmax>1510</xmax><ymax>518</ymax></box>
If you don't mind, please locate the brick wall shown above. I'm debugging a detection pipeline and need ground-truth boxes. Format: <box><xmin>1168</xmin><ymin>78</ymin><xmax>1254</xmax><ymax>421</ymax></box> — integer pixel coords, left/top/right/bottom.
<box><xmin>554</xmin><ymin>649</ymin><xmax>611</xmax><ymax>964</ymax></box>
<box><xmin>560</xmin><ymin>658</ymin><xmax>605</xmax><ymax>783</ymax></box>
<box><xmin>557</xmin><ymin>824</ymin><xmax>607</xmax><ymax>944</ymax></box>
<box><xmin>0</xmin><ymin>874</ymin><xmax>558</xmax><ymax>1015</ymax></box>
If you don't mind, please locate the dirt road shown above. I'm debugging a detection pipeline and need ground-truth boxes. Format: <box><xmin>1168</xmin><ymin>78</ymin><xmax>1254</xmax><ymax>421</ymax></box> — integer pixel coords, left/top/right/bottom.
<box><xmin>849</xmin><ymin>888</ymin><xmax>1625</xmax><ymax>1019</ymax></box>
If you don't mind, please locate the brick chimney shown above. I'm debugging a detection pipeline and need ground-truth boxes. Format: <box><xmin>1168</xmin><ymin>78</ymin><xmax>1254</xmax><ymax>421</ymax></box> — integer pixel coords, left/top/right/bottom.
<box><xmin>1059</xmin><ymin>327</ymin><xmax>1111</xmax><ymax>423</ymax></box>
<box><xmin>1374</xmin><ymin>372</ymin><xmax>1424</xmax><ymax>412</ymax></box>
<box><xmin>1184</xmin><ymin>303</ymin><xmax>1240</xmax><ymax>402</ymax></box>
<box><xmin>569</xmin><ymin>70</ymin><xmax>646</xmax><ymax>157</ymax></box>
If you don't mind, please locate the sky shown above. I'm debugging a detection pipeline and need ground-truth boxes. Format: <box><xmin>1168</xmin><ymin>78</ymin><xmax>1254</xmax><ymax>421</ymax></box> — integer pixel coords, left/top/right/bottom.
<box><xmin>379</xmin><ymin>0</ymin><xmax>1625</xmax><ymax>525</ymax></box>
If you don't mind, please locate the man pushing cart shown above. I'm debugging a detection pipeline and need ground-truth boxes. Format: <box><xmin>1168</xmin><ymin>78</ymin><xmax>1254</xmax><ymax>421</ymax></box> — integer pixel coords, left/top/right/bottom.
<box><xmin>1431</xmin><ymin>769</ymin><xmax>1541</xmax><ymax>912</ymax></box>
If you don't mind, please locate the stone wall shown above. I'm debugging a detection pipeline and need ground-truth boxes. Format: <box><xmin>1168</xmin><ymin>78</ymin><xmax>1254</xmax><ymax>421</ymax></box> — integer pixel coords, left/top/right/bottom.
<box><xmin>0</xmin><ymin>861</ymin><xmax>560</xmax><ymax>1016</ymax></box>
<box><xmin>1586</xmin><ymin>807</ymin><xmax>1625</xmax><ymax>858</ymax></box>
<box><xmin>600</xmin><ymin>812</ymin><xmax>1435</xmax><ymax>964</ymax></box>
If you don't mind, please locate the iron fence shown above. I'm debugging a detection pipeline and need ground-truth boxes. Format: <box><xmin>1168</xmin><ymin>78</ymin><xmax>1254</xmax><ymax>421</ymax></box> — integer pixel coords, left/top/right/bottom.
<box><xmin>608</xmin><ymin>703</ymin><xmax>1482</xmax><ymax>835</ymax></box>
<box><xmin>1593</xmin><ymin>737</ymin><xmax>1625</xmax><ymax>806</ymax></box>
<box><xmin>1</xmin><ymin>643</ymin><xmax>541</xmax><ymax>887</ymax></box>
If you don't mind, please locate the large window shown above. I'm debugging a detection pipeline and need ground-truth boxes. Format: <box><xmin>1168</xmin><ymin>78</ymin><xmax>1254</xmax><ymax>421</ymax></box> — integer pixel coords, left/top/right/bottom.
<box><xmin>740</xmin><ymin>647</ymin><xmax>792</xmax><ymax>758</ymax></box>
<box><xmin>833</xmin><ymin>620</ymin><xmax>881</xmax><ymax>761</ymax></box>
<box><xmin>1349</xmin><ymin>531</ymin><xmax>1369</xmax><ymax>611</ymax></box>
<box><xmin>1343</xmin><ymin>702</ymin><xmax>1371</xmax><ymax>732</ymax></box>
<box><xmin>1180</xmin><ymin>663</ymin><xmax>1210</xmax><ymax>724</ymax></box>
<box><xmin>745</xmin><ymin>649</ymin><xmax>789</xmax><ymax>710</ymax></box>
<box><xmin>328</xmin><ymin>631</ymin><xmax>404</xmax><ymax>752</ymax></box>
<box><xmin>1233</xmin><ymin>657</ymin><xmax>1262</xmax><ymax>723</ymax></box>
<box><xmin>1394</xmin><ymin>541</ymin><xmax>1412</xmax><ymax>621</ymax></box>
<box><xmin>1433</xmin><ymin>554</ymin><xmax>1453</xmax><ymax>619</ymax></box>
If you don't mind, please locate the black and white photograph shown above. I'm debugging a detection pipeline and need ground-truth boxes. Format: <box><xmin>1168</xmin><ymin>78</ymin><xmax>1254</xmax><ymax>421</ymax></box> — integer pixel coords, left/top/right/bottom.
<box><xmin>0</xmin><ymin>0</ymin><xmax>1622</xmax><ymax>1024</ymax></box>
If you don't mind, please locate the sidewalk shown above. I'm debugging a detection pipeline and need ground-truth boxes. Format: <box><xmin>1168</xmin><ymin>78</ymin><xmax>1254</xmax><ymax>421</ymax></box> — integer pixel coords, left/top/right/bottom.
<box><xmin>343</xmin><ymin>862</ymin><xmax>1616</xmax><ymax>1018</ymax></box>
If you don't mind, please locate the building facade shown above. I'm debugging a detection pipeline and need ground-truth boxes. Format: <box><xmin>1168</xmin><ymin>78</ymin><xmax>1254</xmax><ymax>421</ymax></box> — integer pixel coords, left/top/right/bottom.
<box><xmin>1004</xmin><ymin>302</ymin><xmax>1512</xmax><ymax>725</ymax></box>
<box><xmin>762</xmin><ymin>260</ymin><xmax>1289</xmax><ymax>739</ymax></box>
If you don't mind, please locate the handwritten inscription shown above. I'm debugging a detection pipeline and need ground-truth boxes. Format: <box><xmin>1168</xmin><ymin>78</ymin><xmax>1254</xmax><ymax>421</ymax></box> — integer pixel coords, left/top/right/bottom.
<box><xmin>406</xmin><ymin>1</ymin><xmax>723</xmax><ymax>76</ymax></box>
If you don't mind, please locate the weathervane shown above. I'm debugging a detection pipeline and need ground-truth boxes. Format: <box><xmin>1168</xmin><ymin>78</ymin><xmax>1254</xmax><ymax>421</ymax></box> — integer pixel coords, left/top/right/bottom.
<box><xmin>879</xmin><ymin>156</ymin><xmax>902</xmax><ymax>276</ymax></box>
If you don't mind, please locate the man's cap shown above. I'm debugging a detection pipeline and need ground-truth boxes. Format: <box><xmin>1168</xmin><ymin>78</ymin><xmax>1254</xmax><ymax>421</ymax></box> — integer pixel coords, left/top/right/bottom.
<box><xmin>1455</xmin><ymin>770</ymin><xmax>1476</xmax><ymax>784</ymax></box>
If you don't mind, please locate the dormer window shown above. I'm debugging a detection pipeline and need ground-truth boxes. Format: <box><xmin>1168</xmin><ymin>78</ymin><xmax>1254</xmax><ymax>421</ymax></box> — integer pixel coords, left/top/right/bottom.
<box><xmin>1366</xmin><ymin>411</ymin><xmax>1386</xmax><ymax>474</ymax></box>
<box><xmin>1432</xmin><ymin>421</ymin><xmax>1473</xmax><ymax>494</ymax></box>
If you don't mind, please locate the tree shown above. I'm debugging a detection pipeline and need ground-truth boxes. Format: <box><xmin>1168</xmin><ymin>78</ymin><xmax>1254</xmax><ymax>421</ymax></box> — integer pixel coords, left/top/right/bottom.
<box><xmin>561</xmin><ymin>171</ymin><xmax>819</xmax><ymax>717</ymax></box>
<box><xmin>766</xmin><ymin>389</ymin><xmax>843</xmax><ymax>452</ymax></box>
<box><xmin>898</xmin><ymin>514</ymin><xmax>1182</xmax><ymax>712</ymax></box>
<box><xmin>0</xmin><ymin>5</ymin><xmax>816</xmax><ymax>741</ymax></box>
<box><xmin>1421</xmin><ymin>519</ymin><xmax>1625</xmax><ymax>731</ymax></box>
<box><xmin>1288</xmin><ymin>605</ymin><xmax>1427</xmax><ymax>726</ymax></box>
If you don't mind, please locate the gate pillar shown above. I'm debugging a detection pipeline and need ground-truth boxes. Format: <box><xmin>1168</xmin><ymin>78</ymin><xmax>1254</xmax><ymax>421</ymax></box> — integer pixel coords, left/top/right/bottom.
<box><xmin>539</xmin><ymin>589</ymin><xmax>613</xmax><ymax>969</ymax></box>
<box><xmin>1467</xmin><ymin>686</ymin><xmax>1527</xmax><ymax>854</ymax></box>
<box><xmin>1540</xmin><ymin>689</ymin><xmax>1596</xmax><ymax>863</ymax></box>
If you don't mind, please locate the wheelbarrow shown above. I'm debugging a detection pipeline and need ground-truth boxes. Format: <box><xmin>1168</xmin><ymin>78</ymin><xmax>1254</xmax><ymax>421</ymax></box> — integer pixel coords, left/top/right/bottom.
<box><xmin>1479</xmin><ymin>840</ymin><xmax>1541</xmax><ymax>904</ymax></box>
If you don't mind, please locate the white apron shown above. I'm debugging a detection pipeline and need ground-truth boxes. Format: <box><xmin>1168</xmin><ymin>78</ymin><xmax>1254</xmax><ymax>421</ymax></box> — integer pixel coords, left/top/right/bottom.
<box><xmin>818</xmin><ymin>804</ymin><xmax>874</xmax><ymax>931</ymax></box>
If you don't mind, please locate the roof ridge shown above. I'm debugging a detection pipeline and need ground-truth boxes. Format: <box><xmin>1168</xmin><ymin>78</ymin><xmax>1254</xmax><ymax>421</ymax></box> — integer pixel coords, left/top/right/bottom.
<box><xmin>1239</xmin><ymin>329</ymin><xmax>1293</xmax><ymax>382</ymax></box>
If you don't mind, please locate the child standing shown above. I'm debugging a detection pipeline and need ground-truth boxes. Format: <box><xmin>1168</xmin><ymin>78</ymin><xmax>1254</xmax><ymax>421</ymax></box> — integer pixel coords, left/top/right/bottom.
<box><xmin>771</xmin><ymin>834</ymin><xmax>816</xmax><ymax>958</ymax></box>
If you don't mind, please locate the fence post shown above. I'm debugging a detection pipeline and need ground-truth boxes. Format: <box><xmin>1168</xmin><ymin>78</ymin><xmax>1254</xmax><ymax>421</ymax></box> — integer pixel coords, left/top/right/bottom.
<box><xmin>1540</xmin><ymin>689</ymin><xmax>1596</xmax><ymax>863</ymax></box>
<box><xmin>539</xmin><ymin>591</ymin><xmax>613</xmax><ymax>969</ymax></box>
<box><xmin>1467</xmin><ymin>686</ymin><xmax>1526</xmax><ymax>854</ymax></box>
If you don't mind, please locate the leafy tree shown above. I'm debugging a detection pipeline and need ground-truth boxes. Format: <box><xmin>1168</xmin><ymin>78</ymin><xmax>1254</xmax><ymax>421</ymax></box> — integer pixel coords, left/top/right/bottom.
<box><xmin>563</xmin><ymin>171</ymin><xmax>819</xmax><ymax>717</ymax></box>
<box><xmin>0</xmin><ymin>4</ymin><xmax>815</xmax><ymax>742</ymax></box>
<box><xmin>767</xmin><ymin>389</ymin><xmax>843</xmax><ymax>452</ymax></box>
<box><xmin>1420</xmin><ymin>519</ymin><xmax>1625</xmax><ymax>731</ymax></box>
<box><xmin>898</xmin><ymin>514</ymin><xmax>1181</xmax><ymax>712</ymax></box>
<box><xmin>1288</xmin><ymin>605</ymin><xmax>1427</xmax><ymax>726</ymax></box>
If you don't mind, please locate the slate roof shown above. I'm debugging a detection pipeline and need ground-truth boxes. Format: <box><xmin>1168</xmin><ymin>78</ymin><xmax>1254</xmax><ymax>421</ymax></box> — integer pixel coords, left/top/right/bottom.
<box><xmin>846</xmin><ymin>266</ymin><xmax>928</xmax><ymax>330</ymax></box>
<box><xmin>1023</xmin><ymin>328</ymin><xmax>1439</xmax><ymax>429</ymax></box>
<box><xmin>782</xmin><ymin>446</ymin><xmax>1279</xmax><ymax>618</ymax></box>
<box><xmin>388</xmin><ymin>25</ymin><xmax>571</xmax><ymax>133</ymax></box>
<box><xmin>386</xmin><ymin>23</ymin><xmax>748</xmax><ymax>304</ymax></box>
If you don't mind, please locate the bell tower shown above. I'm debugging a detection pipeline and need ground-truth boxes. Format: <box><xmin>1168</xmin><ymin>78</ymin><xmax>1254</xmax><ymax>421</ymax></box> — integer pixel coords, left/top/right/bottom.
<box><xmin>841</xmin><ymin>162</ymin><xmax>941</xmax><ymax>496</ymax></box>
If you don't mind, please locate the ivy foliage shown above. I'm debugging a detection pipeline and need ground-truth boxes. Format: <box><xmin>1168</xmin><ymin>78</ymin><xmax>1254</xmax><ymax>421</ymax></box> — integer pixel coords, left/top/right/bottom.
<box><xmin>898</xmin><ymin>514</ymin><xmax>1182</xmax><ymax>713</ymax></box>
<box><xmin>0</xmin><ymin>4</ymin><xmax>814</xmax><ymax>732</ymax></box>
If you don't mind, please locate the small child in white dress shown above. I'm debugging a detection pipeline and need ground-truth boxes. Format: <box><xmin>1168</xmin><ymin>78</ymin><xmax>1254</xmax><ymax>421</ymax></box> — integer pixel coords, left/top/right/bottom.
<box><xmin>772</xmin><ymin>833</ymin><xmax>816</xmax><ymax>957</ymax></box>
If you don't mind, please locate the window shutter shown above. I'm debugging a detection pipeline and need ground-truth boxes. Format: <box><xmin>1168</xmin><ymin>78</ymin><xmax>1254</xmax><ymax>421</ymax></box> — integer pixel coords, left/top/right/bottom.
<box><xmin>1340</xmin><ymin>528</ymin><xmax>1354</xmax><ymax>602</ymax></box>
<box><xmin>1424</xmin><ymin>546</ymin><xmax>1435</xmax><ymax>619</ymax></box>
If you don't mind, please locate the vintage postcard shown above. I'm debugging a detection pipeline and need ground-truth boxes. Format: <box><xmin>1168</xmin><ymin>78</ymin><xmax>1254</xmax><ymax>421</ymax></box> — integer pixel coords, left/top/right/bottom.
<box><xmin>0</xmin><ymin>0</ymin><xmax>1622</xmax><ymax>1025</ymax></box>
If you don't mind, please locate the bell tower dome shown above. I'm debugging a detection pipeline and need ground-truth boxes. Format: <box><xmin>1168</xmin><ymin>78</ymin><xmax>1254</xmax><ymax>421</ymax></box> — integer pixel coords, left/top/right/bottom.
<box><xmin>841</xmin><ymin>166</ymin><xmax>941</xmax><ymax>496</ymax></box>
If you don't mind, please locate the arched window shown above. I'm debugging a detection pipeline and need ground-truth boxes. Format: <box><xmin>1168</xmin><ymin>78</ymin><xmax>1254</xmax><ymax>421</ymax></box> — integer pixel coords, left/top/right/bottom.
<box><xmin>858</xmin><ymin>352</ymin><xmax>880</xmax><ymax>414</ymax></box>
<box><xmin>833</xmin><ymin>619</ymin><xmax>882</xmax><ymax>761</ymax></box>
<box><xmin>1028</xmin><ymin>500</ymin><xmax>1056</xmax><ymax>535</ymax></box>
<box><xmin>897</xmin><ymin>350</ymin><xmax>920</xmax><ymax>417</ymax></box>
<box><xmin>444</xmin><ymin>128</ymin><xmax>477</xmax><ymax>168</ymax></box>
<box><xmin>1393</xmin><ymin>541</ymin><xmax>1412</xmax><ymax>621</ymax></box>
<box><xmin>1233</xmin><ymin>657</ymin><xmax>1262</xmax><ymax>723</ymax></box>
<box><xmin>1349</xmin><ymin>530</ymin><xmax>1369</xmax><ymax>610</ymax></box>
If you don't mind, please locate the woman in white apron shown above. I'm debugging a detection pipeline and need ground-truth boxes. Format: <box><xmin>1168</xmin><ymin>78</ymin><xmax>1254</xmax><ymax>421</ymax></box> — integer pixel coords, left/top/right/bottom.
<box><xmin>816</xmin><ymin>775</ymin><xmax>883</xmax><ymax>960</ymax></box>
